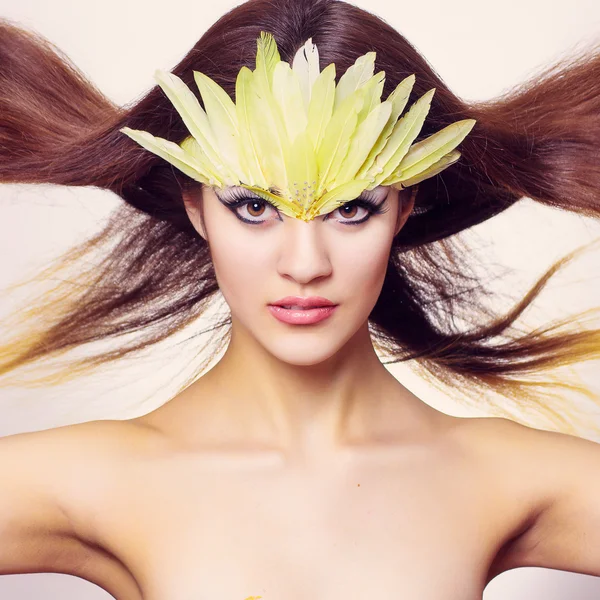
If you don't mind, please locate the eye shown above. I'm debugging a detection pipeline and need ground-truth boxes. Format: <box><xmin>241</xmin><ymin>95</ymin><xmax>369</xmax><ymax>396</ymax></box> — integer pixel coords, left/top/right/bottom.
<box><xmin>215</xmin><ymin>189</ymin><xmax>281</xmax><ymax>225</ymax></box>
<box><xmin>215</xmin><ymin>186</ymin><xmax>390</xmax><ymax>226</ymax></box>
<box><xmin>234</xmin><ymin>198</ymin><xmax>279</xmax><ymax>224</ymax></box>
<box><xmin>325</xmin><ymin>198</ymin><xmax>388</xmax><ymax>225</ymax></box>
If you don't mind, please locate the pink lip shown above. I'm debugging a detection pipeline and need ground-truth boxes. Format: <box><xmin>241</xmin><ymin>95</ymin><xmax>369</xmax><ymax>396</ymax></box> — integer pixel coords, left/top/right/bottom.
<box><xmin>270</xmin><ymin>296</ymin><xmax>336</xmax><ymax>309</ymax></box>
<box><xmin>267</xmin><ymin>305</ymin><xmax>337</xmax><ymax>325</ymax></box>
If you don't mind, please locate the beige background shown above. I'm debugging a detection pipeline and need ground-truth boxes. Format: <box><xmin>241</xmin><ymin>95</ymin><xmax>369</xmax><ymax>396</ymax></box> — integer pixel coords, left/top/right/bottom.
<box><xmin>0</xmin><ymin>0</ymin><xmax>599</xmax><ymax>597</ymax></box>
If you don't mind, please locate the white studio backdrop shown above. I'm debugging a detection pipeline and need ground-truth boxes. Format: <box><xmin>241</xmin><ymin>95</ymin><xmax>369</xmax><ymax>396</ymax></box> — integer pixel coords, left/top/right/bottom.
<box><xmin>0</xmin><ymin>0</ymin><xmax>599</xmax><ymax>598</ymax></box>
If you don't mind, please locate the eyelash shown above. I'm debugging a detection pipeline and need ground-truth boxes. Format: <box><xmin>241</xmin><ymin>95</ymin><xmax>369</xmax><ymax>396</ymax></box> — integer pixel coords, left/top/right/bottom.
<box><xmin>217</xmin><ymin>188</ymin><xmax>389</xmax><ymax>226</ymax></box>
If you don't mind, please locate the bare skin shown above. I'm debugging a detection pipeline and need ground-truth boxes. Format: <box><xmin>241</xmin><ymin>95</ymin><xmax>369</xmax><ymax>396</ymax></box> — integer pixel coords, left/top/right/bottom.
<box><xmin>37</xmin><ymin>187</ymin><xmax>535</xmax><ymax>600</ymax></box>
<box><xmin>4</xmin><ymin>184</ymin><xmax>600</xmax><ymax>599</ymax></box>
<box><xmin>1</xmin><ymin>185</ymin><xmax>543</xmax><ymax>599</ymax></box>
<box><xmin>42</xmin><ymin>390</ymin><xmax>535</xmax><ymax>600</ymax></box>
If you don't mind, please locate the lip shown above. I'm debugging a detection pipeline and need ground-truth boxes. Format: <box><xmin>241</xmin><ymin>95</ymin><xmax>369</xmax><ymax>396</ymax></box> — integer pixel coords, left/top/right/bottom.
<box><xmin>267</xmin><ymin>305</ymin><xmax>338</xmax><ymax>325</ymax></box>
<box><xmin>270</xmin><ymin>296</ymin><xmax>336</xmax><ymax>309</ymax></box>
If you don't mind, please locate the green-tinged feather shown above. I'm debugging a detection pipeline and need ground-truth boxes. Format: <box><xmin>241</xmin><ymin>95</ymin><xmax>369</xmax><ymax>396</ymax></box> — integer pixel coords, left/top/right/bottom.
<box><xmin>287</xmin><ymin>130</ymin><xmax>318</xmax><ymax>218</ymax></box>
<box><xmin>180</xmin><ymin>136</ymin><xmax>226</xmax><ymax>183</ymax></box>
<box><xmin>334</xmin><ymin>52</ymin><xmax>376</xmax><ymax>111</ymax></box>
<box><xmin>235</xmin><ymin>67</ymin><xmax>269</xmax><ymax>188</ymax></box>
<box><xmin>120</xmin><ymin>31</ymin><xmax>477</xmax><ymax>222</ymax></box>
<box><xmin>332</xmin><ymin>100</ymin><xmax>392</xmax><ymax>186</ymax></box>
<box><xmin>356</xmin><ymin>74</ymin><xmax>416</xmax><ymax>182</ymax></box>
<box><xmin>153</xmin><ymin>69</ymin><xmax>232</xmax><ymax>181</ymax></box>
<box><xmin>369</xmin><ymin>88</ymin><xmax>436</xmax><ymax>187</ymax></box>
<box><xmin>254</xmin><ymin>30</ymin><xmax>281</xmax><ymax>91</ymax></box>
<box><xmin>309</xmin><ymin>179</ymin><xmax>372</xmax><ymax>218</ymax></box>
<box><xmin>272</xmin><ymin>61</ymin><xmax>307</xmax><ymax>145</ymax></box>
<box><xmin>119</xmin><ymin>127</ymin><xmax>216</xmax><ymax>184</ymax></box>
<box><xmin>306</xmin><ymin>63</ymin><xmax>336</xmax><ymax>155</ymax></box>
<box><xmin>386</xmin><ymin>149</ymin><xmax>462</xmax><ymax>188</ymax></box>
<box><xmin>356</xmin><ymin>71</ymin><xmax>386</xmax><ymax>125</ymax></box>
<box><xmin>391</xmin><ymin>119</ymin><xmax>476</xmax><ymax>180</ymax></box>
<box><xmin>251</xmin><ymin>32</ymin><xmax>291</xmax><ymax>191</ymax></box>
<box><xmin>248</xmin><ymin>69</ymin><xmax>291</xmax><ymax>192</ymax></box>
<box><xmin>192</xmin><ymin>70</ymin><xmax>243</xmax><ymax>181</ymax></box>
<box><xmin>316</xmin><ymin>89</ymin><xmax>366</xmax><ymax>195</ymax></box>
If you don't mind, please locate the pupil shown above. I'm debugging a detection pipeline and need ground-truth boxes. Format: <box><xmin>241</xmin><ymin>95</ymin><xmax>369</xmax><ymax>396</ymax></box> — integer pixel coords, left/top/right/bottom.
<box><xmin>248</xmin><ymin>201</ymin><xmax>265</xmax><ymax>217</ymax></box>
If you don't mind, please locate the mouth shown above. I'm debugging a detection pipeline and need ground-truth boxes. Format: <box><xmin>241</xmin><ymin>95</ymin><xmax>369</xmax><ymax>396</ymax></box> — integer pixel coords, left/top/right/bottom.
<box><xmin>277</xmin><ymin>304</ymin><xmax>330</xmax><ymax>310</ymax></box>
<box><xmin>269</xmin><ymin>296</ymin><xmax>336</xmax><ymax>310</ymax></box>
<box><xmin>267</xmin><ymin>296</ymin><xmax>338</xmax><ymax>324</ymax></box>
<box><xmin>267</xmin><ymin>304</ymin><xmax>338</xmax><ymax>325</ymax></box>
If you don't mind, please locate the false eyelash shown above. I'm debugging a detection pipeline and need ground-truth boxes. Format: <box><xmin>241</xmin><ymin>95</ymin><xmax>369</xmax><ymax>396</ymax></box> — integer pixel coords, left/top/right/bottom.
<box><xmin>330</xmin><ymin>196</ymin><xmax>390</xmax><ymax>225</ymax></box>
<box><xmin>216</xmin><ymin>188</ymin><xmax>390</xmax><ymax>225</ymax></box>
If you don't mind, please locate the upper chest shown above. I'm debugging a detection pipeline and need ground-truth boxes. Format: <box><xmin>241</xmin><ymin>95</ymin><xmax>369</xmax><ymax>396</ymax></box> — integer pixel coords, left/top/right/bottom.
<box><xmin>77</xmin><ymin>426</ymin><xmax>527</xmax><ymax>600</ymax></box>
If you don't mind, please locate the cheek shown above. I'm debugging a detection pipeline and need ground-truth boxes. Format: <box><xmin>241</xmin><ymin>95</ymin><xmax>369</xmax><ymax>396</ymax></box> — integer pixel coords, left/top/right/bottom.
<box><xmin>206</xmin><ymin>224</ymin><xmax>275</xmax><ymax>307</ymax></box>
<box><xmin>204</xmin><ymin>201</ymin><xmax>395</xmax><ymax>314</ymax></box>
<box><xmin>334</xmin><ymin>232</ymin><xmax>392</xmax><ymax>300</ymax></box>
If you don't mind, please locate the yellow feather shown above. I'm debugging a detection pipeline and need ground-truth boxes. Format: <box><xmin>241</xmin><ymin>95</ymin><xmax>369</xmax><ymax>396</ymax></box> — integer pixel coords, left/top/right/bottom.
<box><xmin>248</xmin><ymin>74</ymin><xmax>290</xmax><ymax>192</ymax></box>
<box><xmin>180</xmin><ymin>136</ymin><xmax>225</xmax><ymax>183</ymax></box>
<box><xmin>369</xmin><ymin>88</ymin><xmax>436</xmax><ymax>187</ymax></box>
<box><xmin>235</xmin><ymin>67</ymin><xmax>269</xmax><ymax>188</ymax></box>
<box><xmin>309</xmin><ymin>179</ymin><xmax>372</xmax><ymax>218</ymax></box>
<box><xmin>121</xmin><ymin>32</ymin><xmax>477</xmax><ymax>222</ymax></box>
<box><xmin>192</xmin><ymin>70</ymin><xmax>243</xmax><ymax>182</ymax></box>
<box><xmin>287</xmin><ymin>130</ymin><xmax>318</xmax><ymax>217</ymax></box>
<box><xmin>356</xmin><ymin>74</ymin><xmax>415</xmax><ymax>181</ymax></box>
<box><xmin>250</xmin><ymin>32</ymin><xmax>291</xmax><ymax>191</ymax></box>
<box><xmin>332</xmin><ymin>100</ymin><xmax>392</xmax><ymax>185</ymax></box>
<box><xmin>356</xmin><ymin>70</ymin><xmax>386</xmax><ymax>125</ymax></box>
<box><xmin>392</xmin><ymin>119</ymin><xmax>476</xmax><ymax>180</ymax></box>
<box><xmin>272</xmin><ymin>61</ymin><xmax>307</xmax><ymax>145</ymax></box>
<box><xmin>316</xmin><ymin>89</ymin><xmax>366</xmax><ymax>195</ymax></box>
<box><xmin>254</xmin><ymin>31</ymin><xmax>281</xmax><ymax>91</ymax></box>
<box><xmin>153</xmin><ymin>69</ymin><xmax>231</xmax><ymax>180</ymax></box>
<box><xmin>306</xmin><ymin>63</ymin><xmax>336</xmax><ymax>155</ymax></box>
<box><xmin>385</xmin><ymin>149</ymin><xmax>462</xmax><ymax>188</ymax></box>
<box><xmin>334</xmin><ymin>52</ymin><xmax>376</xmax><ymax>111</ymax></box>
<box><xmin>119</xmin><ymin>127</ymin><xmax>216</xmax><ymax>185</ymax></box>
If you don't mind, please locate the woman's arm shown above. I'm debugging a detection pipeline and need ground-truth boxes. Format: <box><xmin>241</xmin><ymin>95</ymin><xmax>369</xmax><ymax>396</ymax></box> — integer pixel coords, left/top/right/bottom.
<box><xmin>0</xmin><ymin>425</ymin><xmax>89</xmax><ymax>576</ymax></box>
<box><xmin>0</xmin><ymin>421</ymin><xmax>142</xmax><ymax>598</ymax></box>
<box><xmin>472</xmin><ymin>416</ymin><xmax>600</xmax><ymax>580</ymax></box>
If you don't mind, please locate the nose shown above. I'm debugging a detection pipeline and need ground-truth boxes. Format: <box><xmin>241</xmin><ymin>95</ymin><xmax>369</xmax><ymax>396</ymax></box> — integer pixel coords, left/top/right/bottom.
<box><xmin>276</xmin><ymin>218</ymin><xmax>332</xmax><ymax>284</ymax></box>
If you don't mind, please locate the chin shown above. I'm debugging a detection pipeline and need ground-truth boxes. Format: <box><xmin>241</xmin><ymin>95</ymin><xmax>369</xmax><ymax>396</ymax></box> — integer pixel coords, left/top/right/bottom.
<box><xmin>266</xmin><ymin>339</ymin><xmax>345</xmax><ymax>366</ymax></box>
<box><xmin>230</xmin><ymin>305</ymin><xmax>370</xmax><ymax>366</ymax></box>
<box><xmin>258</xmin><ymin>320</ymin><xmax>365</xmax><ymax>367</ymax></box>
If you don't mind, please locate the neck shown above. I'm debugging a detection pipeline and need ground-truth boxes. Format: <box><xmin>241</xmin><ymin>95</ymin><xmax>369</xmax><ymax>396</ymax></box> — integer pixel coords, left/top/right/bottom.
<box><xmin>190</xmin><ymin>316</ymin><xmax>434</xmax><ymax>464</ymax></box>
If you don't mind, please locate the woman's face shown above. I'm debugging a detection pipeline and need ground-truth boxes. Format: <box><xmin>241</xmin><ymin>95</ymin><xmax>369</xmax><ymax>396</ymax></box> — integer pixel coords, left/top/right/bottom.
<box><xmin>182</xmin><ymin>184</ymin><xmax>414</xmax><ymax>366</ymax></box>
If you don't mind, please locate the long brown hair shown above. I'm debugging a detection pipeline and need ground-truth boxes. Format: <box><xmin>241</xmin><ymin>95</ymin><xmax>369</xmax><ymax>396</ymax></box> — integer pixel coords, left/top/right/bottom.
<box><xmin>1</xmin><ymin>0</ymin><xmax>599</xmax><ymax>435</ymax></box>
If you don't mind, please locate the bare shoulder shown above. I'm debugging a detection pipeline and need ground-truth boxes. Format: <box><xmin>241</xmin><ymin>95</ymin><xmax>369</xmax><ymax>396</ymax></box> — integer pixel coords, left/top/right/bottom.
<box><xmin>65</xmin><ymin>418</ymin><xmax>165</xmax><ymax>598</ymax></box>
<box><xmin>449</xmin><ymin>413</ymin><xmax>584</xmax><ymax>491</ymax></box>
<box><xmin>5</xmin><ymin>417</ymin><xmax>165</xmax><ymax>533</ymax></box>
<box><xmin>449</xmin><ymin>414</ymin><xmax>540</xmax><ymax>453</ymax></box>
<box><xmin>53</xmin><ymin>416</ymin><xmax>166</xmax><ymax>503</ymax></box>
<box><xmin>447</xmin><ymin>415</ymin><xmax>600</xmax><ymax>579</ymax></box>
<box><xmin>447</xmin><ymin>415</ymin><xmax>553</xmax><ymax>504</ymax></box>
<box><xmin>0</xmin><ymin>418</ymin><xmax>161</xmax><ymax>599</ymax></box>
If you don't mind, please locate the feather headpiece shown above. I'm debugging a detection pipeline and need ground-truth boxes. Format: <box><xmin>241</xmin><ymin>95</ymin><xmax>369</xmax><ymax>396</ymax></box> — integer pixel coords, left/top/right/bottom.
<box><xmin>120</xmin><ymin>31</ymin><xmax>476</xmax><ymax>221</ymax></box>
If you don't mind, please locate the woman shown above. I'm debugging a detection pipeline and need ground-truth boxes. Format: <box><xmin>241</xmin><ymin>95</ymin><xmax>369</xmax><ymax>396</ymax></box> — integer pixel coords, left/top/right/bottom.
<box><xmin>1</xmin><ymin>0</ymin><xmax>600</xmax><ymax>598</ymax></box>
